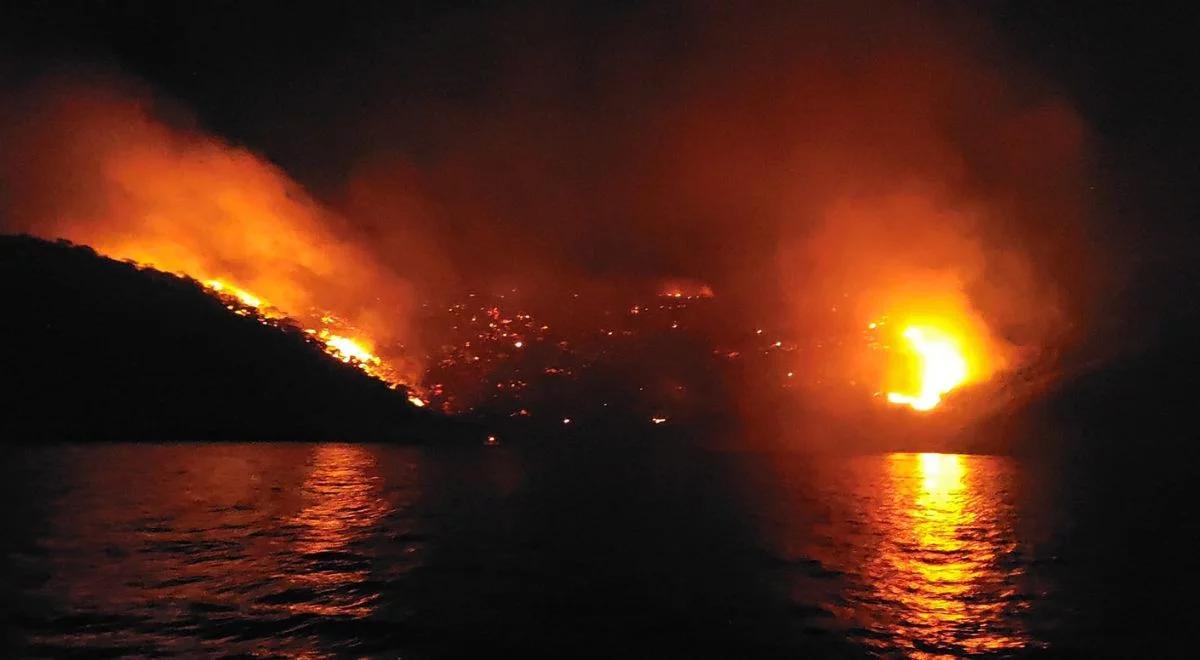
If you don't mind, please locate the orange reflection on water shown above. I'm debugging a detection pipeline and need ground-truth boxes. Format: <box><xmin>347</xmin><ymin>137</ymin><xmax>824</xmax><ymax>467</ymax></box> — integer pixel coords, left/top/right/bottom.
<box><xmin>870</xmin><ymin>453</ymin><xmax>1028</xmax><ymax>657</ymax></box>
<box><xmin>288</xmin><ymin>444</ymin><xmax>390</xmax><ymax>617</ymax></box>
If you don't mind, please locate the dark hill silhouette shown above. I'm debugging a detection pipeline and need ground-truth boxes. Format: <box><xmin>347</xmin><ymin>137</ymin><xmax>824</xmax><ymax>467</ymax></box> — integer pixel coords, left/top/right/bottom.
<box><xmin>964</xmin><ymin>256</ymin><xmax>1200</xmax><ymax>460</ymax></box>
<box><xmin>0</xmin><ymin>234</ymin><xmax>464</xmax><ymax>442</ymax></box>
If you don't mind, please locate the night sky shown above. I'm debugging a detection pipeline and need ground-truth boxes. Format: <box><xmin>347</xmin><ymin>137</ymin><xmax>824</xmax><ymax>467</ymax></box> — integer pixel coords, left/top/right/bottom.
<box><xmin>4</xmin><ymin>2</ymin><xmax>1194</xmax><ymax>197</ymax></box>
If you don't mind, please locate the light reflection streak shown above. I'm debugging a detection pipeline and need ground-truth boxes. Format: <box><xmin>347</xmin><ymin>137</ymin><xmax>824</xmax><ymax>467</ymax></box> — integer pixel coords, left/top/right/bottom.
<box><xmin>287</xmin><ymin>444</ymin><xmax>391</xmax><ymax>618</ymax></box>
<box><xmin>865</xmin><ymin>452</ymin><xmax>1029</xmax><ymax>657</ymax></box>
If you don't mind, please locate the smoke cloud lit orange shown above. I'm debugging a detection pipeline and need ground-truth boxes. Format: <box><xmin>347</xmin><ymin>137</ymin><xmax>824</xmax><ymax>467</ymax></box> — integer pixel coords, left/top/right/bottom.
<box><xmin>0</xmin><ymin>0</ymin><xmax>1103</xmax><ymax>440</ymax></box>
<box><xmin>0</xmin><ymin>81</ymin><xmax>422</xmax><ymax>386</ymax></box>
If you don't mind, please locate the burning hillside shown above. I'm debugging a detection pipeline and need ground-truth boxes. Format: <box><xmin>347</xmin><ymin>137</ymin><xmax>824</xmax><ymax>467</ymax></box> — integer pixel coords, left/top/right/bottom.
<box><xmin>0</xmin><ymin>235</ymin><xmax>453</xmax><ymax>442</ymax></box>
<box><xmin>0</xmin><ymin>0</ymin><xmax>1108</xmax><ymax>447</ymax></box>
<box><xmin>201</xmin><ymin>278</ymin><xmax>416</xmax><ymax>399</ymax></box>
<box><xmin>0</xmin><ymin>82</ymin><xmax>423</xmax><ymax>394</ymax></box>
<box><xmin>403</xmin><ymin>281</ymin><xmax>1026</xmax><ymax>441</ymax></box>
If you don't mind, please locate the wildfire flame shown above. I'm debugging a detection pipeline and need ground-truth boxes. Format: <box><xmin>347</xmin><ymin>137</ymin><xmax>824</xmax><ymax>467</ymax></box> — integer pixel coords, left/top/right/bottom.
<box><xmin>0</xmin><ymin>87</ymin><xmax>426</xmax><ymax>406</ymax></box>
<box><xmin>203</xmin><ymin>279</ymin><xmax>425</xmax><ymax>405</ymax></box>
<box><xmin>206</xmin><ymin>280</ymin><xmax>268</xmax><ymax>312</ymax></box>
<box><xmin>319</xmin><ymin>332</ymin><xmax>380</xmax><ymax>365</ymax></box>
<box><xmin>854</xmin><ymin>278</ymin><xmax>1007</xmax><ymax>415</ymax></box>
<box><xmin>886</xmin><ymin>325</ymin><xmax>969</xmax><ymax>412</ymax></box>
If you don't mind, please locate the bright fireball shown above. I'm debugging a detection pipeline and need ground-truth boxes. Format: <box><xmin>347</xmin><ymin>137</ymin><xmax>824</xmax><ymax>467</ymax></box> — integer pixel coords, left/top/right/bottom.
<box><xmin>886</xmin><ymin>324</ymin><xmax>970</xmax><ymax>412</ymax></box>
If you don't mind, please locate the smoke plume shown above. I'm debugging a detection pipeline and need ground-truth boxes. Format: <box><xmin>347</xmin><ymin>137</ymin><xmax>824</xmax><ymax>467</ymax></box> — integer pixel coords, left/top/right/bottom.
<box><xmin>1</xmin><ymin>2</ymin><xmax>1103</xmax><ymax>429</ymax></box>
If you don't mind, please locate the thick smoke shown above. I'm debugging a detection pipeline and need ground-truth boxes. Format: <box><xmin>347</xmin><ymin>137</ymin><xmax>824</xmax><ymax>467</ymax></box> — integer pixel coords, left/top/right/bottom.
<box><xmin>329</xmin><ymin>2</ymin><xmax>1099</xmax><ymax>403</ymax></box>
<box><xmin>0</xmin><ymin>78</ymin><xmax>420</xmax><ymax>376</ymax></box>
<box><xmin>329</xmin><ymin>2</ymin><xmax>1096</xmax><ymax>325</ymax></box>
<box><xmin>1</xmin><ymin>2</ymin><xmax>1102</xmax><ymax>427</ymax></box>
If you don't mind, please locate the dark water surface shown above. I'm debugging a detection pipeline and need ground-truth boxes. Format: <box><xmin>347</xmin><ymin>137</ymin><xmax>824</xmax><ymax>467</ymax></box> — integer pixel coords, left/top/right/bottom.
<box><xmin>2</xmin><ymin>442</ymin><xmax>1195</xmax><ymax>657</ymax></box>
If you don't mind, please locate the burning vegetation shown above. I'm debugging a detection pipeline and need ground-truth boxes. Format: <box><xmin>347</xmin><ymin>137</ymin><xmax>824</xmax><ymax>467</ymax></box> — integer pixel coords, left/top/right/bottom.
<box><xmin>0</xmin><ymin>235</ymin><xmax>445</xmax><ymax>442</ymax></box>
<box><xmin>202</xmin><ymin>278</ymin><xmax>410</xmax><ymax>393</ymax></box>
<box><xmin>0</xmin><ymin>82</ymin><xmax>424</xmax><ymax>400</ymax></box>
<box><xmin>885</xmin><ymin>325</ymin><xmax>970</xmax><ymax>412</ymax></box>
<box><xmin>0</xmin><ymin>0</ymin><xmax>1104</xmax><ymax>445</ymax></box>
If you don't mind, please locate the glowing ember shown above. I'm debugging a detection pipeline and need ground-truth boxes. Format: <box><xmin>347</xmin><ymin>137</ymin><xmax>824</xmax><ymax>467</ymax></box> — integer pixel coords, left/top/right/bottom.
<box><xmin>658</xmin><ymin>279</ymin><xmax>715</xmax><ymax>299</ymax></box>
<box><xmin>886</xmin><ymin>325</ymin><xmax>969</xmax><ymax>412</ymax></box>
<box><xmin>408</xmin><ymin>396</ymin><xmax>426</xmax><ymax>408</ymax></box>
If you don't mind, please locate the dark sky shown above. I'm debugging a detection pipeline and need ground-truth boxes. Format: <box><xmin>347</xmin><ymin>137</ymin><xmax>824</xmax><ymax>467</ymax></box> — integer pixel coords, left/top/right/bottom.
<box><xmin>3</xmin><ymin>1</ymin><xmax>1195</xmax><ymax>200</ymax></box>
<box><xmin>992</xmin><ymin>2</ymin><xmax>1198</xmax><ymax>247</ymax></box>
<box><xmin>4</xmin><ymin>1</ymin><xmax>668</xmax><ymax>189</ymax></box>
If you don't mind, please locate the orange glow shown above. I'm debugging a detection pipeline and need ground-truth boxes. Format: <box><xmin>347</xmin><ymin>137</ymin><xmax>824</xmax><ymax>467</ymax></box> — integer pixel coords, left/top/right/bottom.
<box><xmin>871</xmin><ymin>287</ymin><xmax>1005</xmax><ymax>413</ymax></box>
<box><xmin>886</xmin><ymin>325</ymin><xmax>969</xmax><ymax>411</ymax></box>
<box><xmin>289</xmin><ymin>444</ymin><xmax>389</xmax><ymax>617</ymax></box>
<box><xmin>206</xmin><ymin>274</ymin><xmax>422</xmax><ymax>400</ymax></box>
<box><xmin>1</xmin><ymin>88</ymin><xmax>423</xmax><ymax>401</ymax></box>
<box><xmin>202</xmin><ymin>281</ymin><xmax>417</xmax><ymax>393</ymax></box>
<box><xmin>205</xmin><ymin>279</ymin><xmax>265</xmax><ymax>309</ymax></box>
<box><xmin>205</xmin><ymin>278</ymin><xmax>426</xmax><ymax>405</ymax></box>
<box><xmin>320</xmin><ymin>332</ymin><xmax>379</xmax><ymax>365</ymax></box>
<box><xmin>751</xmin><ymin>452</ymin><xmax>1031</xmax><ymax>655</ymax></box>
<box><xmin>868</xmin><ymin>452</ymin><xmax>1029</xmax><ymax>654</ymax></box>
<box><xmin>658</xmin><ymin>278</ymin><xmax>715</xmax><ymax>299</ymax></box>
